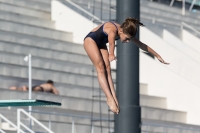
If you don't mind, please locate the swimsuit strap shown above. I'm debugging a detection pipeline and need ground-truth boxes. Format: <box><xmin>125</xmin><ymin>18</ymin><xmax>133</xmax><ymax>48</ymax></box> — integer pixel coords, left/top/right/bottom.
<box><xmin>110</xmin><ymin>21</ymin><xmax>118</xmax><ymax>31</ymax></box>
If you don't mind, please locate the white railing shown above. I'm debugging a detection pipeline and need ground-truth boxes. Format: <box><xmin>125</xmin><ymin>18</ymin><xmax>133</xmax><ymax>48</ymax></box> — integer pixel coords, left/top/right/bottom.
<box><xmin>0</xmin><ymin>129</ymin><xmax>6</xmax><ymax>133</ymax></box>
<box><xmin>0</xmin><ymin>114</ymin><xmax>25</xmax><ymax>133</ymax></box>
<box><xmin>2</xmin><ymin>108</ymin><xmax>200</xmax><ymax>133</ymax></box>
<box><xmin>27</xmin><ymin>109</ymin><xmax>113</xmax><ymax>133</ymax></box>
<box><xmin>181</xmin><ymin>22</ymin><xmax>200</xmax><ymax>35</ymax></box>
<box><xmin>64</xmin><ymin>0</ymin><xmax>104</xmax><ymax>23</ymax></box>
<box><xmin>17</xmin><ymin>109</ymin><xmax>54</xmax><ymax>133</ymax></box>
<box><xmin>142</xmin><ymin>122</ymin><xmax>200</xmax><ymax>133</ymax></box>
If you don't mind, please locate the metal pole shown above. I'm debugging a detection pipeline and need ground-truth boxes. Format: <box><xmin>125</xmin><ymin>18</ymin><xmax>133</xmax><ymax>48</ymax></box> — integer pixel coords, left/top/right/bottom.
<box><xmin>28</xmin><ymin>54</ymin><xmax>32</xmax><ymax>105</ymax></box>
<box><xmin>101</xmin><ymin>0</ymin><xmax>103</xmax><ymax>20</ymax></box>
<box><xmin>91</xmin><ymin>124</ymin><xmax>94</xmax><ymax>133</ymax></box>
<box><xmin>17</xmin><ymin>110</ymin><xmax>20</xmax><ymax>133</ymax></box>
<box><xmin>115</xmin><ymin>0</ymin><xmax>141</xmax><ymax>133</ymax></box>
<box><xmin>170</xmin><ymin>0</ymin><xmax>175</xmax><ymax>6</ymax></box>
<box><xmin>28</xmin><ymin>54</ymin><xmax>32</xmax><ymax>129</ymax></box>
<box><xmin>109</xmin><ymin>0</ymin><xmax>111</xmax><ymax>21</ymax></box>
<box><xmin>49</xmin><ymin>114</ymin><xmax>51</xmax><ymax>130</ymax></box>
<box><xmin>189</xmin><ymin>0</ymin><xmax>196</xmax><ymax>11</ymax></box>
<box><xmin>182</xmin><ymin>0</ymin><xmax>185</xmax><ymax>15</ymax></box>
<box><xmin>72</xmin><ymin>119</ymin><xmax>74</xmax><ymax>133</ymax></box>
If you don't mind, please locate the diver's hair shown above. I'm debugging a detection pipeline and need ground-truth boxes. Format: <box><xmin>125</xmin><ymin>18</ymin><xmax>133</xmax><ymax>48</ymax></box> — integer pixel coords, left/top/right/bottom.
<box><xmin>120</xmin><ymin>17</ymin><xmax>144</xmax><ymax>37</ymax></box>
<box><xmin>46</xmin><ymin>80</ymin><xmax>54</xmax><ymax>85</ymax></box>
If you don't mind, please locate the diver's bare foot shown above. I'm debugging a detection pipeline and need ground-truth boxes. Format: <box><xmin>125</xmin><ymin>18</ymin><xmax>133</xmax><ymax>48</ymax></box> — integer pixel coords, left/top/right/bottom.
<box><xmin>107</xmin><ymin>98</ymin><xmax>119</xmax><ymax>114</ymax></box>
<box><xmin>111</xmin><ymin>95</ymin><xmax>120</xmax><ymax>112</ymax></box>
<box><xmin>114</xmin><ymin>98</ymin><xmax>120</xmax><ymax>112</ymax></box>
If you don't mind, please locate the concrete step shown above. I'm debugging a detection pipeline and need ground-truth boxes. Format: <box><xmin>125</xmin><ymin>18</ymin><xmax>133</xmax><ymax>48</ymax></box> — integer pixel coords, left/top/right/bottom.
<box><xmin>32</xmin><ymin>0</ymin><xmax>52</xmax><ymax>5</ymax></box>
<box><xmin>0</xmin><ymin>41</ymin><xmax>91</xmax><ymax>66</ymax></box>
<box><xmin>0</xmin><ymin>75</ymin><xmax>102</xmax><ymax>100</ymax></box>
<box><xmin>0</xmin><ymin>2</ymin><xmax>50</xmax><ymax>19</ymax></box>
<box><xmin>0</xmin><ymin>89</ymin><xmax>109</xmax><ymax>114</ymax></box>
<box><xmin>140</xmin><ymin>95</ymin><xmax>167</xmax><ymax>109</ymax></box>
<box><xmin>0</xmin><ymin>30</ymin><xmax>86</xmax><ymax>55</ymax></box>
<box><xmin>141</xmin><ymin>0</ymin><xmax>200</xmax><ymax>20</ymax></box>
<box><xmin>142</xmin><ymin>119</ymin><xmax>200</xmax><ymax>133</ymax></box>
<box><xmin>0</xmin><ymin>89</ymin><xmax>187</xmax><ymax>123</ymax></box>
<box><xmin>141</xmin><ymin>14</ymin><xmax>180</xmax><ymax>29</ymax></box>
<box><xmin>0</xmin><ymin>0</ymin><xmax>51</xmax><ymax>12</ymax></box>
<box><xmin>0</xmin><ymin>19</ymin><xmax>73</xmax><ymax>42</ymax></box>
<box><xmin>0</xmin><ymin>61</ymin><xmax>156</xmax><ymax>101</ymax></box>
<box><xmin>141</xmin><ymin>5</ymin><xmax>200</xmax><ymax>24</ymax></box>
<box><xmin>0</xmin><ymin>45</ymin><xmax>92</xmax><ymax>73</ymax></box>
<box><xmin>0</xmin><ymin>50</ymin><xmax>117</xmax><ymax>85</ymax></box>
<box><xmin>141</xmin><ymin>10</ymin><xmax>200</xmax><ymax>31</ymax></box>
<box><xmin>0</xmin><ymin>62</ymin><xmax>100</xmax><ymax>88</ymax></box>
<box><xmin>0</xmin><ymin>74</ymin><xmax>148</xmax><ymax>99</ymax></box>
<box><xmin>0</xmin><ymin>10</ymin><xmax>55</xmax><ymax>29</ymax></box>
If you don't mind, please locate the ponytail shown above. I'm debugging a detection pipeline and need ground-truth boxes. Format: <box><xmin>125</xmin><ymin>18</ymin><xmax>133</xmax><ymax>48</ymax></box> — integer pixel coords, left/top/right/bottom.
<box><xmin>121</xmin><ymin>17</ymin><xmax>144</xmax><ymax>37</ymax></box>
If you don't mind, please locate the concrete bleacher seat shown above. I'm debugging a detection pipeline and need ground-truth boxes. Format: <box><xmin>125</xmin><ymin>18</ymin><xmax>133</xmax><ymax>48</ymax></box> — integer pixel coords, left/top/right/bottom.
<box><xmin>0</xmin><ymin>10</ymin><xmax>55</xmax><ymax>29</ymax></box>
<box><xmin>0</xmin><ymin>0</ymin><xmax>51</xmax><ymax>12</ymax></box>
<box><xmin>0</xmin><ymin>2</ymin><xmax>50</xmax><ymax>19</ymax></box>
<box><xmin>0</xmin><ymin>19</ymin><xmax>73</xmax><ymax>42</ymax></box>
<box><xmin>0</xmin><ymin>30</ymin><xmax>86</xmax><ymax>55</ymax></box>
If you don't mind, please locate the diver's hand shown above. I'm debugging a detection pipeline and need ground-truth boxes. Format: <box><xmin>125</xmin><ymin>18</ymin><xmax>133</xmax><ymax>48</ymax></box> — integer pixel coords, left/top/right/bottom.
<box><xmin>109</xmin><ymin>54</ymin><xmax>117</xmax><ymax>62</ymax></box>
<box><xmin>156</xmin><ymin>55</ymin><xmax>170</xmax><ymax>65</ymax></box>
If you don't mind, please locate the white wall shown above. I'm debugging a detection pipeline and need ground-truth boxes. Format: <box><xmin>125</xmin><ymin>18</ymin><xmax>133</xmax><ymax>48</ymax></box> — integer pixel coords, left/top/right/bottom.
<box><xmin>163</xmin><ymin>30</ymin><xmax>200</xmax><ymax>87</ymax></box>
<box><xmin>140</xmin><ymin>27</ymin><xmax>200</xmax><ymax>125</ymax></box>
<box><xmin>182</xmin><ymin>29</ymin><xmax>200</xmax><ymax>53</ymax></box>
<box><xmin>51</xmin><ymin>0</ymin><xmax>98</xmax><ymax>44</ymax></box>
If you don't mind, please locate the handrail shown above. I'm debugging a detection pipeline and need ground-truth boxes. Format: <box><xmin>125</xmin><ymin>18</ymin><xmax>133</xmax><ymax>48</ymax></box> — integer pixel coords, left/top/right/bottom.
<box><xmin>11</xmin><ymin>109</ymin><xmax>200</xmax><ymax>132</ymax></box>
<box><xmin>26</xmin><ymin>110</ymin><xmax>112</xmax><ymax>121</ymax></box>
<box><xmin>0</xmin><ymin>114</ymin><xmax>25</xmax><ymax>133</ymax></box>
<box><xmin>181</xmin><ymin>22</ymin><xmax>200</xmax><ymax>35</ymax></box>
<box><xmin>64</xmin><ymin>0</ymin><xmax>104</xmax><ymax>23</ymax></box>
<box><xmin>0</xmin><ymin>129</ymin><xmax>6</xmax><ymax>133</ymax></box>
<box><xmin>25</xmin><ymin>109</ymin><xmax>113</xmax><ymax>133</ymax></box>
<box><xmin>17</xmin><ymin>109</ymin><xmax>54</xmax><ymax>133</ymax></box>
<box><xmin>20</xmin><ymin>123</ymin><xmax>34</xmax><ymax>133</ymax></box>
<box><xmin>142</xmin><ymin>122</ymin><xmax>200</xmax><ymax>131</ymax></box>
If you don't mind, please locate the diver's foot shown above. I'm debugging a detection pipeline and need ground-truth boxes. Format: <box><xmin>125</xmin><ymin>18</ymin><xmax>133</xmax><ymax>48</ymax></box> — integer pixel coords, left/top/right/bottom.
<box><xmin>107</xmin><ymin>98</ymin><xmax>119</xmax><ymax>114</ymax></box>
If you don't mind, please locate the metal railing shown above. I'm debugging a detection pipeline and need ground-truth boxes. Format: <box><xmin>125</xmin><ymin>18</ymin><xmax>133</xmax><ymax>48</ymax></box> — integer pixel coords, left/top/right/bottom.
<box><xmin>170</xmin><ymin>0</ymin><xmax>186</xmax><ymax>15</ymax></box>
<box><xmin>142</xmin><ymin>122</ymin><xmax>200</xmax><ymax>133</ymax></box>
<box><xmin>17</xmin><ymin>109</ymin><xmax>54</xmax><ymax>133</ymax></box>
<box><xmin>18</xmin><ymin>109</ymin><xmax>200</xmax><ymax>133</ymax></box>
<box><xmin>0</xmin><ymin>129</ymin><xmax>5</xmax><ymax>133</ymax></box>
<box><xmin>0</xmin><ymin>113</ymin><xmax>25</xmax><ymax>133</ymax></box>
<box><xmin>2</xmin><ymin>108</ymin><xmax>200</xmax><ymax>133</ymax></box>
<box><xmin>181</xmin><ymin>21</ymin><xmax>200</xmax><ymax>35</ymax></box>
<box><xmin>63</xmin><ymin>0</ymin><xmax>104</xmax><ymax>23</ymax></box>
<box><xmin>25</xmin><ymin>109</ymin><xmax>113</xmax><ymax>133</ymax></box>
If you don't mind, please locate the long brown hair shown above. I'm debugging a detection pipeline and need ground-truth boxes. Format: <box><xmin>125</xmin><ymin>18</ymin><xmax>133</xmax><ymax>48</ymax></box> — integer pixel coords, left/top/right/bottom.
<box><xmin>120</xmin><ymin>17</ymin><xmax>144</xmax><ymax>38</ymax></box>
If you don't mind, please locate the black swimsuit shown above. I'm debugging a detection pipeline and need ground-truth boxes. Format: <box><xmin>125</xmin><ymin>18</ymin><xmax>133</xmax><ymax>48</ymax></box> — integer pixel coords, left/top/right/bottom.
<box><xmin>84</xmin><ymin>22</ymin><xmax>120</xmax><ymax>48</ymax></box>
<box><xmin>32</xmin><ymin>85</ymin><xmax>44</xmax><ymax>92</ymax></box>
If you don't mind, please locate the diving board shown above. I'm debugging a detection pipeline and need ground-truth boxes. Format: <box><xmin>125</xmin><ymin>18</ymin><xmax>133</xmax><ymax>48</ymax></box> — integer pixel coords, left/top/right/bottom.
<box><xmin>0</xmin><ymin>99</ymin><xmax>61</xmax><ymax>107</ymax></box>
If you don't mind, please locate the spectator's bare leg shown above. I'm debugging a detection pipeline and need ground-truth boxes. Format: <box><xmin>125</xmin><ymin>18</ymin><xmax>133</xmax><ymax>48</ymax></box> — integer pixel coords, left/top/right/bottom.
<box><xmin>10</xmin><ymin>86</ymin><xmax>17</xmax><ymax>90</ymax></box>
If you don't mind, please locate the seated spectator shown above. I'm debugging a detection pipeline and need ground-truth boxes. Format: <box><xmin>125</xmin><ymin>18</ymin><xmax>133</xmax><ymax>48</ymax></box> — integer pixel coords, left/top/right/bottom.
<box><xmin>9</xmin><ymin>80</ymin><xmax>59</xmax><ymax>95</ymax></box>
